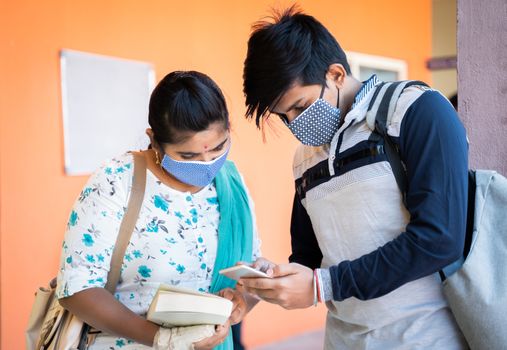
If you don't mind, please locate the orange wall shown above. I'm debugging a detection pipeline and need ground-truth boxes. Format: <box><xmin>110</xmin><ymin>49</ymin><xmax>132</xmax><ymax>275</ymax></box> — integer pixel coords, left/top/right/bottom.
<box><xmin>0</xmin><ymin>0</ymin><xmax>431</xmax><ymax>348</ymax></box>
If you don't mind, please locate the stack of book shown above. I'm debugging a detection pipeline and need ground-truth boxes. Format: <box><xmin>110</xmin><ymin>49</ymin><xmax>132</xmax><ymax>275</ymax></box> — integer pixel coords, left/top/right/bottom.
<box><xmin>147</xmin><ymin>285</ymin><xmax>232</xmax><ymax>327</ymax></box>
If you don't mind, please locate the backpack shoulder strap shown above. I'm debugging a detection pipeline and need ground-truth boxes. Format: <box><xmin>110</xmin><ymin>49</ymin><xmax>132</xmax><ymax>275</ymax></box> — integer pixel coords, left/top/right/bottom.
<box><xmin>104</xmin><ymin>152</ymin><xmax>147</xmax><ymax>293</ymax></box>
<box><xmin>367</xmin><ymin>80</ymin><xmax>429</xmax><ymax>132</ymax></box>
<box><xmin>367</xmin><ymin>80</ymin><xmax>429</xmax><ymax>197</ymax></box>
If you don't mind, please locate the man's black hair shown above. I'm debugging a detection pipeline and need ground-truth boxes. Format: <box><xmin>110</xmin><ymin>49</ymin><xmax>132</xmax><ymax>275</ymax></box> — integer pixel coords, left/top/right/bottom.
<box><xmin>243</xmin><ymin>6</ymin><xmax>350</xmax><ymax>127</ymax></box>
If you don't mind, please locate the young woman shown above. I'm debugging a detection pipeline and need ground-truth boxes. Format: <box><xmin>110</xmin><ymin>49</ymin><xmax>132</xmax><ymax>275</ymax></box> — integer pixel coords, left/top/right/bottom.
<box><xmin>57</xmin><ymin>71</ymin><xmax>260</xmax><ymax>349</ymax></box>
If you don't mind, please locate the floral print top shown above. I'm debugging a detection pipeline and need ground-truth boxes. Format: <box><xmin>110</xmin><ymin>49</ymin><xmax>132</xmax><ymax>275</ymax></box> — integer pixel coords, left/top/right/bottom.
<box><xmin>56</xmin><ymin>153</ymin><xmax>260</xmax><ymax>348</ymax></box>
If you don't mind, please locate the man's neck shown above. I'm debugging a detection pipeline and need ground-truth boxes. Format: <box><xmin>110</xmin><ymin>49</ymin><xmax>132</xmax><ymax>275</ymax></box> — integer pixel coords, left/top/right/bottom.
<box><xmin>342</xmin><ymin>75</ymin><xmax>363</xmax><ymax>113</ymax></box>
<box><xmin>340</xmin><ymin>76</ymin><xmax>363</xmax><ymax>116</ymax></box>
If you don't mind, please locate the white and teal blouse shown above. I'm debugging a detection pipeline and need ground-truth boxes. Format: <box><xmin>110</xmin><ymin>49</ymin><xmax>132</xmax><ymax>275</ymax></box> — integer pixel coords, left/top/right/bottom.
<box><xmin>56</xmin><ymin>153</ymin><xmax>261</xmax><ymax>349</ymax></box>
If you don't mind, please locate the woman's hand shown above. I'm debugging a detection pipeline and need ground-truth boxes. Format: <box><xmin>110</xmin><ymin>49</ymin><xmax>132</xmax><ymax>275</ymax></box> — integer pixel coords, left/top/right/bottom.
<box><xmin>193</xmin><ymin>320</ymin><xmax>231</xmax><ymax>350</ymax></box>
<box><xmin>218</xmin><ymin>288</ymin><xmax>247</xmax><ymax>325</ymax></box>
<box><xmin>153</xmin><ymin>325</ymin><xmax>214</xmax><ymax>350</ymax></box>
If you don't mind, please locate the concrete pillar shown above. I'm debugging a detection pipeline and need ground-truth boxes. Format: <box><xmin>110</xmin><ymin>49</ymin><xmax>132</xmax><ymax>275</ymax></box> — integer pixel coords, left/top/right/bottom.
<box><xmin>457</xmin><ymin>0</ymin><xmax>507</xmax><ymax>175</ymax></box>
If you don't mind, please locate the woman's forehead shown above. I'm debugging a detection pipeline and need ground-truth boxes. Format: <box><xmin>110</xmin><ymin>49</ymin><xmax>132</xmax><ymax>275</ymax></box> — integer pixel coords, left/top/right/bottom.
<box><xmin>168</xmin><ymin>123</ymin><xmax>229</xmax><ymax>152</ymax></box>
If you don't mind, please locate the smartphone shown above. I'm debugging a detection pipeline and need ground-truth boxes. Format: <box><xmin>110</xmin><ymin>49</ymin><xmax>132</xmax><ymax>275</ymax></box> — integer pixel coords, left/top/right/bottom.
<box><xmin>219</xmin><ymin>264</ymin><xmax>270</xmax><ymax>281</ymax></box>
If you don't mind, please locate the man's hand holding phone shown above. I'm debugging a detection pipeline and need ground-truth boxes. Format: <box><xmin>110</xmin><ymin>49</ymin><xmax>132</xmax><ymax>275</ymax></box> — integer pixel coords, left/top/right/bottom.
<box><xmin>237</xmin><ymin>258</ymin><xmax>316</xmax><ymax>310</ymax></box>
<box><xmin>219</xmin><ymin>264</ymin><xmax>270</xmax><ymax>281</ymax></box>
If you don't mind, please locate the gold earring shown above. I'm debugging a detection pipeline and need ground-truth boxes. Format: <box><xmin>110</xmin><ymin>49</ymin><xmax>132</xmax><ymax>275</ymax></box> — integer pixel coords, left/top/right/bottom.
<box><xmin>154</xmin><ymin>150</ymin><xmax>161</xmax><ymax>165</ymax></box>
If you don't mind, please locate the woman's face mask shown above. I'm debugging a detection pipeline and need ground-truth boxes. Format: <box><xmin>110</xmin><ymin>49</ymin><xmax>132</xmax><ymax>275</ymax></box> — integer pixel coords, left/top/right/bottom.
<box><xmin>286</xmin><ymin>85</ymin><xmax>341</xmax><ymax>146</ymax></box>
<box><xmin>161</xmin><ymin>144</ymin><xmax>230</xmax><ymax>187</ymax></box>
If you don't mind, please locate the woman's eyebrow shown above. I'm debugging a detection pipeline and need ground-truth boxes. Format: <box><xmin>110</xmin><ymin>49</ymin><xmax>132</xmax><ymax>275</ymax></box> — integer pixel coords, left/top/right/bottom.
<box><xmin>176</xmin><ymin>151</ymin><xmax>199</xmax><ymax>156</ymax></box>
<box><xmin>211</xmin><ymin>137</ymin><xmax>229</xmax><ymax>150</ymax></box>
<box><xmin>176</xmin><ymin>137</ymin><xmax>229</xmax><ymax>156</ymax></box>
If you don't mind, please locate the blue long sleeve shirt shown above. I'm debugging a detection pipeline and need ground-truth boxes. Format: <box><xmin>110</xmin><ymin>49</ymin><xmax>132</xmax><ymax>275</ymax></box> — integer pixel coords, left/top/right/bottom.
<box><xmin>289</xmin><ymin>89</ymin><xmax>469</xmax><ymax>301</ymax></box>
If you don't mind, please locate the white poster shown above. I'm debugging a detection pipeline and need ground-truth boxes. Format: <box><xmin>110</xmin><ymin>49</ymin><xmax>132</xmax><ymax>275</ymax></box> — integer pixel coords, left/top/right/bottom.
<box><xmin>61</xmin><ymin>49</ymin><xmax>155</xmax><ymax>175</ymax></box>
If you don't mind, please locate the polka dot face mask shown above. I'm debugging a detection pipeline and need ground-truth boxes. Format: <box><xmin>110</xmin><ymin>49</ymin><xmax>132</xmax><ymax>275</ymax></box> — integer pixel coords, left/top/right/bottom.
<box><xmin>286</xmin><ymin>85</ymin><xmax>341</xmax><ymax>146</ymax></box>
<box><xmin>161</xmin><ymin>145</ymin><xmax>230</xmax><ymax>187</ymax></box>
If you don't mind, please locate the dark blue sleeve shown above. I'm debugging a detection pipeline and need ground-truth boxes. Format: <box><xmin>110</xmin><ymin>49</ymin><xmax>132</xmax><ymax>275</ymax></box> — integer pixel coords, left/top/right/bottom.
<box><xmin>328</xmin><ymin>90</ymin><xmax>469</xmax><ymax>301</ymax></box>
<box><xmin>289</xmin><ymin>191</ymin><xmax>323</xmax><ymax>269</ymax></box>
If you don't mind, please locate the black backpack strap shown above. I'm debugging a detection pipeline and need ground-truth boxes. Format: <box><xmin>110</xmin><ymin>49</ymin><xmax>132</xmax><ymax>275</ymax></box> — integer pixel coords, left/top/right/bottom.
<box><xmin>367</xmin><ymin>81</ymin><xmax>460</xmax><ymax>282</ymax></box>
<box><xmin>367</xmin><ymin>80</ymin><xmax>429</xmax><ymax>202</ymax></box>
<box><xmin>464</xmin><ymin>170</ymin><xmax>477</xmax><ymax>258</ymax></box>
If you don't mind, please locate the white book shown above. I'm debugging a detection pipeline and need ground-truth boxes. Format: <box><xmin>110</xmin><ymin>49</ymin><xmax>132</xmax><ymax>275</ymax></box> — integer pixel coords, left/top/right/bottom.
<box><xmin>147</xmin><ymin>284</ymin><xmax>233</xmax><ymax>327</ymax></box>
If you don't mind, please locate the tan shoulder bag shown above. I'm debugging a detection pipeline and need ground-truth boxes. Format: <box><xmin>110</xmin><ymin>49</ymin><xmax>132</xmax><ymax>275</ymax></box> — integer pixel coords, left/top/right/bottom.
<box><xmin>26</xmin><ymin>152</ymin><xmax>147</xmax><ymax>350</ymax></box>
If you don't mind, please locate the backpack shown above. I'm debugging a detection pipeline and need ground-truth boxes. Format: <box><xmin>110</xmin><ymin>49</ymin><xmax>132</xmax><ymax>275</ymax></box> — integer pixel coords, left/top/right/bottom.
<box><xmin>367</xmin><ymin>80</ymin><xmax>507</xmax><ymax>350</ymax></box>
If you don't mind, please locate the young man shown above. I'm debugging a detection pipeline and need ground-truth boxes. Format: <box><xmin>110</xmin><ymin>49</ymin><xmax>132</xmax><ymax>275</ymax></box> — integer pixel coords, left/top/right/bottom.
<box><xmin>241</xmin><ymin>7</ymin><xmax>469</xmax><ymax>349</ymax></box>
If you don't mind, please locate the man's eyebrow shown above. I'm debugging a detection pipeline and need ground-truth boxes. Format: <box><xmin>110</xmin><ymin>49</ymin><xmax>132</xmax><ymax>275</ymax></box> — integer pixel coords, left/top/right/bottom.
<box><xmin>272</xmin><ymin>97</ymin><xmax>303</xmax><ymax>115</ymax></box>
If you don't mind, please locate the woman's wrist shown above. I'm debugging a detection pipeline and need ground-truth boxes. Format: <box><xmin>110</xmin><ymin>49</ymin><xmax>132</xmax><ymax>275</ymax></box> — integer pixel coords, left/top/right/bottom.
<box><xmin>137</xmin><ymin>320</ymin><xmax>160</xmax><ymax>346</ymax></box>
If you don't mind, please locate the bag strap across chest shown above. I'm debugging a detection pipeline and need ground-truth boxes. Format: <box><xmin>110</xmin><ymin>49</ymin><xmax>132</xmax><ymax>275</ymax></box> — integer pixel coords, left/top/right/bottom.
<box><xmin>78</xmin><ymin>152</ymin><xmax>147</xmax><ymax>348</ymax></box>
<box><xmin>296</xmin><ymin>80</ymin><xmax>428</xmax><ymax>199</ymax></box>
<box><xmin>105</xmin><ymin>152</ymin><xmax>147</xmax><ymax>292</ymax></box>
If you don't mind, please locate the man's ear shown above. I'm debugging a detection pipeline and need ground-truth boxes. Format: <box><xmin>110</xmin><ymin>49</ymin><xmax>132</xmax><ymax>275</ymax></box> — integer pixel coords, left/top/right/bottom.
<box><xmin>326</xmin><ymin>63</ymin><xmax>347</xmax><ymax>88</ymax></box>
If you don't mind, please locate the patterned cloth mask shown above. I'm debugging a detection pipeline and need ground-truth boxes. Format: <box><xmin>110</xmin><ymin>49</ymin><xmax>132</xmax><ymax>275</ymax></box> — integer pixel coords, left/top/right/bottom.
<box><xmin>287</xmin><ymin>85</ymin><xmax>341</xmax><ymax>146</ymax></box>
<box><xmin>161</xmin><ymin>144</ymin><xmax>230</xmax><ymax>187</ymax></box>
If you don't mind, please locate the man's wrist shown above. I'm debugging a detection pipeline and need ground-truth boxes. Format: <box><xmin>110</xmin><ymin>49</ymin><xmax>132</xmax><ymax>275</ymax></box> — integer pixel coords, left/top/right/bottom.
<box><xmin>312</xmin><ymin>270</ymin><xmax>318</xmax><ymax>306</ymax></box>
<box><xmin>316</xmin><ymin>268</ymin><xmax>333</xmax><ymax>302</ymax></box>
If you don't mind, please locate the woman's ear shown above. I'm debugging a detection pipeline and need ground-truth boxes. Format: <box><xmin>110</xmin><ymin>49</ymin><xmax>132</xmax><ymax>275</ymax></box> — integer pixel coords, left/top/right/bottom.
<box><xmin>146</xmin><ymin>128</ymin><xmax>157</xmax><ymax>148</ymax></box>
<box><xmin>326</xmin><ymin>63</ymin><xmax>347</xmax><ymax>89</ymax></box>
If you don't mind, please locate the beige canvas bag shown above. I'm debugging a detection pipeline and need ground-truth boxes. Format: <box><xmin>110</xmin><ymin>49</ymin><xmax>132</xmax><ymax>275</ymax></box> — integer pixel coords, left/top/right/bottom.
<box><xmin>26</xmin><ymin>152</ymin><xmax>147</xmax><ymax>350</ymax></box>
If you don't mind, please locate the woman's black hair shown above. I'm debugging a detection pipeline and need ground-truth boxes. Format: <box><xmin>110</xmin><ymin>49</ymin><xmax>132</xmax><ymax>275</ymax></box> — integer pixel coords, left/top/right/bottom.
<box><xmin>243</xmin><ymin>6</ymin><xmax>350</xmax><ymax>127</ymax></box>
<box><xmin>149</xmin><ymin>71</ymin><xmax>229</xmax><ymax>144</ymax></box>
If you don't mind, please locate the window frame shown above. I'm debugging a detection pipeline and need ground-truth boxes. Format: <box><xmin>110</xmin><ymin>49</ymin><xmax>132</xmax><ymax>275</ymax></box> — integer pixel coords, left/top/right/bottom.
<box><xmin>346</xmin><ymin>51</ymin><xmax>408</xmax><ymax>81</ymax></box>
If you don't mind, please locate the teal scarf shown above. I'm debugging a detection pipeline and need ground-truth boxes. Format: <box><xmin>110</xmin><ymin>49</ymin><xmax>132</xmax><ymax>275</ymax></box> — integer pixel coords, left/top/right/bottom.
<box><xmin>209</xmin><ymin>160</ymin><xmax>254</xmax><ymax>350</ymax></box>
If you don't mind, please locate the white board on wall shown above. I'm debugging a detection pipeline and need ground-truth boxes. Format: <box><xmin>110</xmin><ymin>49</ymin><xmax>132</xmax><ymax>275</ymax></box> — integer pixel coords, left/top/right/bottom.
<box><xmin>60</xmin><ymin>49</ymin><xmax>155</xmax><ymax>175</ymax></box>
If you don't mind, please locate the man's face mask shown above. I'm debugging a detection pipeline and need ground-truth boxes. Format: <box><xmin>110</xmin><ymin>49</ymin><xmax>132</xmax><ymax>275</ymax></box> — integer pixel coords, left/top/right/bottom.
<box><xmin>286</xmin><ymin>85</ymin><xmax>341</xmax><ymax>146</ymax></box>
<box><xmin>161</xmin><ymin>144</ymin><xmax>229</xmax><ymax>187</ymax></box>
